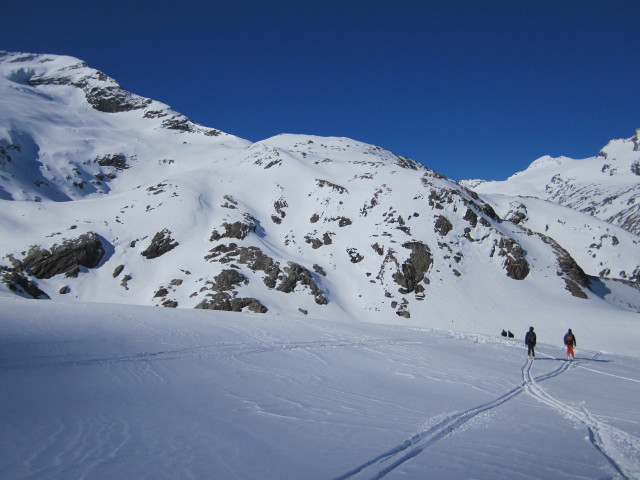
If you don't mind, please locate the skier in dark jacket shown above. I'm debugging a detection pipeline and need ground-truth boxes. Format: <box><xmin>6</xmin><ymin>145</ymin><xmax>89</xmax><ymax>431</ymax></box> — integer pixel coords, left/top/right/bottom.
<box><xmin>563</xmin><ymin>329</ymin><xmax>576</xmax><ymax>359</ymax></box>
<box><xmin>525</xmin><ymin>326</ymin><xmax>536</xmax><ymax>359</ymax></box>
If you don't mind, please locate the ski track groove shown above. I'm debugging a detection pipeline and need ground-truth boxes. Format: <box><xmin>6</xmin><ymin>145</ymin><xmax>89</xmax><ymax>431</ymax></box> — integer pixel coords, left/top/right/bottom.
<box><xmin>522</xmin><ymin>354</ymin><xmax>640</xmax><ymax>480</ymax></box>
<box><xmin>332</xmin><ymin>353</ymin><xmax>623</xmax><ymax>480</ymax></box>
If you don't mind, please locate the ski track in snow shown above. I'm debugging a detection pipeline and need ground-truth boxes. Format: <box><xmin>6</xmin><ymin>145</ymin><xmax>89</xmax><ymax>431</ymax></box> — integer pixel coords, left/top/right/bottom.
<box><xmin>334</xmin><ymin>353</ymin><xmax>640</xmax><ymax>480</ymax></box>
<box><xmin>522</xmin><ymin>356</ymin><xmax>640</xmax><ymax>480</ymax></box>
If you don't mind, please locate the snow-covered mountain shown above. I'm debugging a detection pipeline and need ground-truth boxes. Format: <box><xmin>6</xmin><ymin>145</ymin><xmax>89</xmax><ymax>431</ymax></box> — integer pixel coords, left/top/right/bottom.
<box><xmin>463</xmin><ymin>131</ymin><xmax>640</xmax><ymax>236</ymax></box>
<box><xmin>0</xmin><ymin>51</ymin><xmax>639</xmax><ymax>352</ymax></box>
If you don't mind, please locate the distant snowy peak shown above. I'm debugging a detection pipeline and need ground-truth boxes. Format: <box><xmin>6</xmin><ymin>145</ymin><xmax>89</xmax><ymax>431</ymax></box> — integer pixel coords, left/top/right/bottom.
<box><xmin>465</xmin><ymin>129</ymin><xmax>640</xmax><ymax>235</ymax></box>
<box><xmin>518</xmin><ymin>155</ymin><xmax>567</xmax><ymax>173</ymax></box>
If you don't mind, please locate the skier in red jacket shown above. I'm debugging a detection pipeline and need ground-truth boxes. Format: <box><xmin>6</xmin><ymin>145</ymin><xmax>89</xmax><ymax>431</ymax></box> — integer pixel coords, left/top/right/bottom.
<box><xmin>563</xmin><ymin>329</ymin><xmax>576</xmax><ymax>359</ymax></box>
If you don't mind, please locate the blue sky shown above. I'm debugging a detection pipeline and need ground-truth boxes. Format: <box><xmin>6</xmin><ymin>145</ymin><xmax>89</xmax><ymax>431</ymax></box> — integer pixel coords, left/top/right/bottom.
<box><xmin>2</xmin><ymin>0</ymin><xmax>638</xmax><ymax>180</ymax></box>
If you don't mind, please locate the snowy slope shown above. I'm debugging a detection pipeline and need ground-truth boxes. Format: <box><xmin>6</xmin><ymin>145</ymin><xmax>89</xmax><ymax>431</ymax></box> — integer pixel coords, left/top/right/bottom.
<box><xmin>464</xmin><ymin>130</ymin><xmax>640</xmax><ymax>235</ymax></box>
<box><xmin>1</xmin><ymin>298</ymin><xmax>639</xmax><ymax>480</ymax></box>
<box><xmin>481</xmin><ymin>194</ymin><xmax>640</xmax><ymax>284</ymax></box>
<box><xmin>0</xmin><ymin>51</ymin><xmax>638</xmax><ymax>348</ymax></box>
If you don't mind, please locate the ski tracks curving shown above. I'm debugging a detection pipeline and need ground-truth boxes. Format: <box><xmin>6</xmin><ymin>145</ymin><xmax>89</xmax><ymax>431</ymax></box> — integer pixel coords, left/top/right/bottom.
<box><xmin>522</xmin><ymin>355</ymin><xmax>640</xmax><ymax>480</ymax></box>
<box><xmin>334</xmin><ymin>353</ymin><xmax>638</xmax><ymax>480</ymax></box>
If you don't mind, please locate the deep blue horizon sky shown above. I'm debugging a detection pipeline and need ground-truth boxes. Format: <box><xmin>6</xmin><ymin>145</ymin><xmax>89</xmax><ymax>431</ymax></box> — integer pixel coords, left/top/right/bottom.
<box><xmin>2</xmin><ymin>0</ymin><xmax>638</xmax><ymax>180</ymax></box>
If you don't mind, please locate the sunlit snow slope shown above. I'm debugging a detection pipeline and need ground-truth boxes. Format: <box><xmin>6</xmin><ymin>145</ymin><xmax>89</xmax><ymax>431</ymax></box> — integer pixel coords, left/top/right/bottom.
<box><xmin>1</xmin><ymin>298</ymin><xmax>639</xmax><ymax>480</ymax></box>
<box><xmin>0</xmin><ymin>51</ymin><xmax>638</xmax><ymax>353</ymax></box>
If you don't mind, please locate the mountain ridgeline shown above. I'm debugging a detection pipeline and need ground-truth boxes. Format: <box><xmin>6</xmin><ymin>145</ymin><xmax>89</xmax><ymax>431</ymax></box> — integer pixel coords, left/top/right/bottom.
<box><xmin>0</xmin><ymin>51</ymin><xmax>638</xmax><ymax>336</ymax></box>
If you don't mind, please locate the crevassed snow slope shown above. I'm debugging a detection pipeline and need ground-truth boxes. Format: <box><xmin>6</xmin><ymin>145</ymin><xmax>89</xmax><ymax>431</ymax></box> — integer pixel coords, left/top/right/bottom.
<box><xmin>1</xmin><ymin>297</ymin><xmax>639</xmax><ymax>480</ymax></box>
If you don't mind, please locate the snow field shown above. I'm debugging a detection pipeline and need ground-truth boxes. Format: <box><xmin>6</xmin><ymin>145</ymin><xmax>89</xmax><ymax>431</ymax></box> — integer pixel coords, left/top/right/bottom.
<box><xmin>1</xmin><ymin>297</ymin><xmax>639</xmax><ymax>480</ymax></box>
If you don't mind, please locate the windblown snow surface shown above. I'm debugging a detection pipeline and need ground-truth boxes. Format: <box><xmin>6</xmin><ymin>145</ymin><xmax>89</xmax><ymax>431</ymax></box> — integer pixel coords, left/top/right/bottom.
<box><xmin>1</xmin><ymin>295</ymin><xmax>639</xmax><ymax>480</ymax></box>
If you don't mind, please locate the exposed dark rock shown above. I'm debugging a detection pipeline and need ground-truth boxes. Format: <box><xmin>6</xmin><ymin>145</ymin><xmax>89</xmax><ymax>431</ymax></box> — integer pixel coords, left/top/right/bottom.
<box><xmin>162</xmin><ymin>300</ymin><xmax>178</xmax><ymax>308</ymax></box>
<box><xmin>434</xmin><ymin>215</ymin><xmax>453</xmax><ymax>236</ymax></box>
<box><xmin>143</xmin><ymin>110</ymin><xmax>168</xmax><ymax>119</ymax></box>
<box><xmin>480</xmin><ymin>203</ymin><xmax>499</xmax><ymax>221</ymax></box>
<box><xmin>298</xmin><ymin>308</ymin><xmax>308</xmax><ymax>315</ymax></box>
<box><xmin>210</xmin><ymin>216</ymin><xmax>257</xmax><ymax>241</ymax></box>
<box><xmin>85</xmin><ymin>85</ymin><xmax>152</xmax><ymax>113</ymax></box>
<box><xmin>493</xmin><ymin>237</ymin><xmax>530</xmax><ymax>280</ymax></box>
<box><xmin>316</xmin><ymin>179</ymin><xmax>348</xmax><ymax>194</ymax></box>
<box><xmin>141</xmin><ymin>229</ymin><xmax>179</xmax><ymax>259</ymax></box>
<box><xmin>328</xmin><ymin>216</ymin><xmax>353</xmax><ymax>227</ymax></box>
<box><xmin>206</xmin><ymin>244</ymin><xmax>281</xmax><ymax>288</ymax></box>
<box><xmin>395</xmin><ymin>155</ymin><xmax>420</xmax><ymax>170</ymax></box>
<box><xmin>161</xmin><ymin>115</ymin><xmax>193</xmax><ymax>132</ymax></box>
<box><xmin>371</xmin><ymin>243</ymin><xmax>385</xmax><ymax>255</ymax></box>
<box><xmin>59</xmin><ymin>286</ymin><xmax>70</xmax><ymax>294</ymax></box>
<box><xmin>428</xmin><ymin>189</ymin><xmax>445</xmax><ymax>209</ymax></box>
<box><xmin>222</xmin><ymin>195</ymin><xmax>238</xmax><ymax>209</ymax></box>
<box><xmin>305</xmin><ymin>232</ymin><xmax>333</xmax><ymax>249</ymax></box>
<box><xmin>535</xmin><ymin>233</ymin><xmax>590</xmax><ymax>298</ymax></box>
<box><xmin>96</xmin><ymin>153</ymin><xmax>128</xmax><ymax>170</ymax></box>
<box><xmin>195</xmin><ymin>292</ymin><xmax>268</xmax><ymax>313</ymax></box>
<box><xmin>313</xmin><ymin>264</ymin><xmax>327</xmax><ymax>277</ymax></box>
<box><xmin>505</xmin><ymin>203</ymin><xmax>528</xmax><ymax>225</ymax></box>
<box><xmin>347</xmin><ymin>248</ymin><xmax>364</xmax><ymax>263</ymax></box>
<box><xmin>394</xmin><ymin>298</ymin><xmax>411</xmax><ymax>318</ymax></box>
<box><xmin>463</xmin><ymin>227</ymin><xmax>474</xmax><ymax>242</ymax></box>
<box><xmin>274</xmin><ymin>199</ymin><xmax>288</xmax><ymax>219</ymax></box>
<box><xmin>563</xmin><ymin>279</ymin><xmax>588</xmax><ymax>299</ymax></box>
<box><xmin>120</xmin><ymin>274</ymin><xmax>132</xmax><ymax>290</ymax></box>
<box><xmin>305</xmin><ymin>237</ymin><xmax>322</xmax><ymax>249</ymax></box>
<box><xmin>463</xmin><ymin>208</ymin><xmax>478</xmax><ymax>227</ymax></box>
<box><xmin>22</xmin><ymin>232</ymin><xmax>105</xmax><ymax>279</ymax></box>
<box><xmin>310</xmin><ymin>214</ymin><xmax>320</xmax><ymax>223</ymax></box>
<box><xmin>0</xmin><ymin>268</ymin><xmax>50</xmax><ymax>299</ymax></box>
<box><xmin>154</xmin><ymin>288</ymin><xmax>169</xmax><ymax>298</ymax></box>
<box><xmin>205</xmin><ymin>243</ymin><xmax>239</xmax><ymax>259</ymax></box>
<box><xmin>210</xmin><ymin>269</ymin><xmax>248</xmax><ymax>291</ymax></box>
<box><xmin>276</xmin><ymin>262</ymin><xmax>327</xmax><ymax>305</ymax></box>
<box><xmin>156</xmin><ymin>114</ymin><xmax>221</xmax><ymax>136</ymax></box>
<box><xmin>113</xmin><ymin>264</ymin><xmax>124</xmax><ymax>278</ymax></box>
<box><xmin>393</xmin><ymin>242</ymin><xmax>433</xmax><ymax>294</ymax></box>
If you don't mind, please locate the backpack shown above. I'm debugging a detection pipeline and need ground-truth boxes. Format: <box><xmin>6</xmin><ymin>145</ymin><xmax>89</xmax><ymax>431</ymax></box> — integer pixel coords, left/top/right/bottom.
<box><xmin>565</xmin><ymin>333</ymin><xmax>573</xmax><ymax>344</ymax></box>
<box><xmin>526</xmin><ymin>331</ymin><xmax>536</xmax><ymax>345</ymax></box>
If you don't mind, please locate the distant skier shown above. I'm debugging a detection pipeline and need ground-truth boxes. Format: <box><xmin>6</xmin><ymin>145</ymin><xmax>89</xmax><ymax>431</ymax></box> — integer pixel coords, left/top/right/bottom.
<box><xmin>525</xmin><ymin>326</ymin><xmax>536</xmax><ymax>359</ymax></box>
<box><xmin>563</xmin><ymin>329</ymin><xmax>576</xmax><ymax>360</ymax></box>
